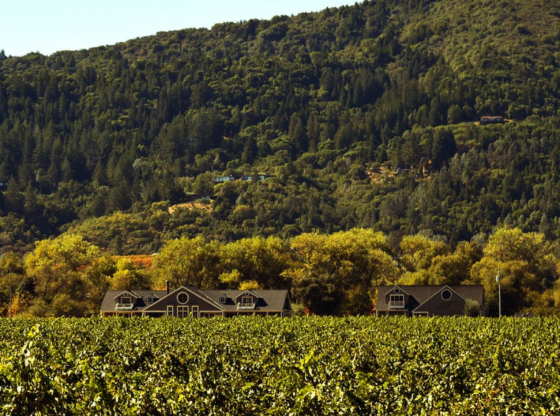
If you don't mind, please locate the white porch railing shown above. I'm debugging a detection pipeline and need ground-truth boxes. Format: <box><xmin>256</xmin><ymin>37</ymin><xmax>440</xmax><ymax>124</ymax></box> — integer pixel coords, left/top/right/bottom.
<box><xmin>388</xmin><ymin>300</ymin><xmax>405</xmax><ymax>309</ymax></box>
<box><xmin>116</xmin><ymin>303</ymin><xmax>134</xmax><ymax>311</ymax></box>
<box><xmin>237</xmin><ymin>303</ymin><xmax>256</xmax><ymax>310</ymax></box>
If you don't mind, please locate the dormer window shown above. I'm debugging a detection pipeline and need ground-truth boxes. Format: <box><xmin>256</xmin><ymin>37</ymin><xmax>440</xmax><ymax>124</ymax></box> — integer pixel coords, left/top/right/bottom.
<box><xmin>116</xmin><ymin>295</ymin><xmax>134</xmax><ymax>311</ymax></box>
<box><xmin>219</xmin><ymin>295</ymin><xmax>228</xmax><ymax>304</ymax></box>
<box><xmin>389</xmin><ymin>294</ymin><xmax>405</xmax><ymax>308</ymax></box>
<box><xmin>237</xmin><ymin>295</ymin><xmax>256</xmax><ymax>310</ymax></box>
<box><xmin>146</xmin><ymin>295</ymin><xmax>157</xmax><ymax>305</ymax></box>
<box><xmin>235</xmin><ymin>291</ymin><xmax>260</xmax><ymax>310</ymax></box>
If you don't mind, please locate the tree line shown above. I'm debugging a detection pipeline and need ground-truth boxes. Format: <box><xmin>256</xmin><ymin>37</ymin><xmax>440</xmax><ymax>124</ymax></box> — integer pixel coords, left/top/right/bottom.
<box><xmin>1</xmin><ymin>227</ymin><xmax>559</xmax><ymax>317</ymax></box>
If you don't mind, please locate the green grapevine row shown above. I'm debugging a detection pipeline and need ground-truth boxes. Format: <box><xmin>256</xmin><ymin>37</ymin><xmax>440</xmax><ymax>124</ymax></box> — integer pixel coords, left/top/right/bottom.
<box><xmin>0</xmin><ymin>317</ymin><xmax>559</xmax><ymax>415</ymax></box>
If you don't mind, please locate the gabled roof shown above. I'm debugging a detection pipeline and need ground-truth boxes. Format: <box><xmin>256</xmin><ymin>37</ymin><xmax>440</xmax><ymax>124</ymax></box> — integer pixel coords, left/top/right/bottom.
<box><xmin>142</xmin><ymin>286</ymin><xmax>226</xmax><ymax>312</ymax></box>
<box><xmin>235</xmin><ymin>290</ymin><xmax>262</xmax><ymax>300</ymax></box>
<box><xmin>101</xmin><ymin>290</ymin><xmax>167</xmax><ymax>312</ymax></box>
<box><xmin>101</xmin><ymin>288</ymin><xmax>292</xmax><ymax>313</ymax></box>
<box><xmin>412</xmin><ymin>285</ymin><xmax>466</xmax><ymax>313</ymax></box>
<box><xmin>203</xmin><ymin>290</ymin><xmax>290</xmax><ymax>312</ymax></box>
<box><xmin>113</xmin><ymin>290</ymin><xmax>140</xmax><ymax>299</ymax></box>
<box><xmin>376</xmin><ymin>285</ymin><xmax>484</xmax><ymax>310</ymax></box>
<box><xmin>381</xmin><ymin>285</ymin><xmax>410</xmax><ymax>296</ymax></box>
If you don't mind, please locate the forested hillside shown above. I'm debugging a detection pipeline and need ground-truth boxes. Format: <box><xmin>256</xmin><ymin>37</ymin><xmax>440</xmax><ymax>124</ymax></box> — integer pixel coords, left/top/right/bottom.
<box><xmin>1</xmin><ymin>0</ymin><xmax>560</xmax><ymax>255</ymax></box>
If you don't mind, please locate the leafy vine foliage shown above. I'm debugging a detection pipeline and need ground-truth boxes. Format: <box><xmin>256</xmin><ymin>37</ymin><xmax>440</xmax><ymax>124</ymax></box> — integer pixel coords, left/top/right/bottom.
<box><xmin>1</xmin><ymin>317</ymin><xmax>559</xmax><ymax>415</ymax></box>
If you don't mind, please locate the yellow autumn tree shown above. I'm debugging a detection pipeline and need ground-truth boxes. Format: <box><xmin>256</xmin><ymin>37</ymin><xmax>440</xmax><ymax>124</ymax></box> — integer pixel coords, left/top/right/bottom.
<box><xmin>468</xmin><ymin>228</ymin><xmax>556</xmax><ymax>315</ymax></box>
<box><xmin>0</xmin><ymin>252</ymin><xmax>24</xmax><ymax>316</ymax></box>
<box><xmin>239</xmin><ymin>280</ymin><xmax>262</xmax><ymax>290</ymax></box>
<box><xmin>24</xmin><ymin>234</ymin><xmax>103</xmax><ymax>317</ymax></box>
<box><xmin>219</xmin><ymin>236</ymin><xmax>292</xmax><ymax>289</ymax></box>
<box><xmin>426</xmin><ymin>241</ymin><xmax>483</xmax><ymax>285</ymax></box>
<box><xmin>399</xmin><ymin>234</ymin><xmax>450</xmax><ymax>272</ymax></box>
<box><xmin>286</xmin><ymin>229</ymin><xmax>395</xmax><ymax>315</ymax></box>
<box><xmin>108</xmin><ymin>258</ymin><xmax>151</xmax><ymax>290</ymax></box>
<box><xmin>151</xmin><ymin>237</ymin><xmax>222</xmax><ymax>290</ymax></box>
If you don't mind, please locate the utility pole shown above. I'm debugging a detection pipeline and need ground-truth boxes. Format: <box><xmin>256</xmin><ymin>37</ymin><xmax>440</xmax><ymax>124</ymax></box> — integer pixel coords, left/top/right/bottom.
<box><xmin>9</xmin><ymin>265</ymin><xmax>12</xmax><ymax>318</ymax></box>
<box><xmin>496</xmin><ymin>268</ymin><xmax>501</xmax><ymax>318</ymax></box>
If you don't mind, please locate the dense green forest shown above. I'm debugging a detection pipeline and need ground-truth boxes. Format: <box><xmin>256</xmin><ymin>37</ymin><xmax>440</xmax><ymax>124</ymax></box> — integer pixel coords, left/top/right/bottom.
<box><xmin>1</xmin><ymin>0</ymin><xmax>560</xmax><ymax>253</ymax></box>
<box><xmin>2</xmin><ymin>0</ymin><xmax>560</xmax><ymax>315</ymax></box>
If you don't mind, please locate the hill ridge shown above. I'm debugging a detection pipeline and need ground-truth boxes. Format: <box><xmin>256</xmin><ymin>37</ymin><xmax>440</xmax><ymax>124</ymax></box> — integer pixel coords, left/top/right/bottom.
<box><xmin>0</xmin><ymin>0</ymin><xmax>560</xmax><ymax>253</ymax></box>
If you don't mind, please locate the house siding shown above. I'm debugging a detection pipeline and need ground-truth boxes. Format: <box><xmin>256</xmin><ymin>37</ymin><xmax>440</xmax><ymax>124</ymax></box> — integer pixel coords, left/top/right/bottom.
<box><xmin>376</xmin><ymin>285</ymin><xmax>484</xmax><ymax>317</ymax></box>
<box><xmin>143</xmin><ymin>289</ymin><xmax>222</xmax><ymax>316</ymax></box>
<box><xmin>414</xmin><ymin>290</ymin><xmax>466</xmax><ymax>316</ymax></box>
<box><xmin>101</xmin><ymin>288</ymin><xmax>291</xmax><ymax>317</ymax></box>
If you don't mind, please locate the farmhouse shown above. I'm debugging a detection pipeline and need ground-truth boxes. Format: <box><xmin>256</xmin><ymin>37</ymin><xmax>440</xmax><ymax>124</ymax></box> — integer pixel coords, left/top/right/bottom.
<box><xmin>375</xmin><ymin>285</ymin><xmax>485</xmax><ymax>317</ymax></box>
<box><xmin>100</xmin><ymin>285</ymin><xmax>292</xmax><ymax>318</ymax></box>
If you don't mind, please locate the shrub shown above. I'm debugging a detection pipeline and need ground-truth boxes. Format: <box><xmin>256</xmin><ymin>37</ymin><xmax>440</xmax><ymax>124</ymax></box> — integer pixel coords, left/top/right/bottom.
<box><xmin>464</xmin><ymin>298</ymin><xmax>481</xmax><ymax>317</ymax></box>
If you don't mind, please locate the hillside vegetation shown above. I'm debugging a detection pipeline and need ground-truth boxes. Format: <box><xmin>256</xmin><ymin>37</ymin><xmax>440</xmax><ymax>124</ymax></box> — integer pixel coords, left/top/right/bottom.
<box><xmin>1</xmin><ymin>0</ymin><xmax>560</xmax><ymax>253</ymax></box>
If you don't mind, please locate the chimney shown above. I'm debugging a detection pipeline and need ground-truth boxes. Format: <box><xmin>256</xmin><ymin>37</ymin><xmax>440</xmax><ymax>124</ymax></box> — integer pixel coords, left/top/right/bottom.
<box><xmin>166</xmin><ymin>281</ymin><xmax>170</xmax><ymax>295</ymax></box>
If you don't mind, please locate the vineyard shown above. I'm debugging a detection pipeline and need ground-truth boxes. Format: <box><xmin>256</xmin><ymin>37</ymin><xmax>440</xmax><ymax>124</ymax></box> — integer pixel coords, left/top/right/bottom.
<box><xmin>0</xmin><ymin>317</ymin><xmax>559</xmax><ymax>415</ymax></box>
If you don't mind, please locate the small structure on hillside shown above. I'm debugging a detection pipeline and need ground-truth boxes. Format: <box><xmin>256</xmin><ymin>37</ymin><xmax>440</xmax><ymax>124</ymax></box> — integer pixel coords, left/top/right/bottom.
<box><xmin>214</xmin><ymin>176</ymin><xmax>235</xmax><ymax>183</ymax></box>
<box><xmin>394</xmin><ymin>164</ymin><xmax>405</xmax><ymax>175</ymax></box>
<box><xmin>240</xmin><ymin>174</ymin><xmax>271</xmax><ymax>182</ymax></box>
<box><xmin>480</xmin><ymin>116</ymin><xmax>505</xmax><ymax>125</ymax></box>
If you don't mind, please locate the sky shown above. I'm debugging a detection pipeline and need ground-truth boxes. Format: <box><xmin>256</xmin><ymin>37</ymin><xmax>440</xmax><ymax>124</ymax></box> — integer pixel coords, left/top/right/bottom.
<box><xmin>1</xmin><ymin>0</ymin><xmax>357</xmax><ymax>57</ymax></box>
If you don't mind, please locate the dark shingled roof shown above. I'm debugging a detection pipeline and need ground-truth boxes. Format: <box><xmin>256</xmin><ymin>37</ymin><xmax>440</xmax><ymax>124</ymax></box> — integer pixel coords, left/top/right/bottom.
<box><xmin>204</xmin><ymin>290</ymin><xmax>290</xmax><ymax>312</ymax></box>
<box><xmin>376</xmin><ymin>285</ymin><xmax>484</xmax><ymax>311</ymax></box>
<box><xmin>100</xmin><ymin>288</ymin><xmax>291</xmax><ymax>313</ymax></box>
<box><xmin>100</xmin><ymin>290</ymin><xmax>167</xmax><ymax>312</ymax></box>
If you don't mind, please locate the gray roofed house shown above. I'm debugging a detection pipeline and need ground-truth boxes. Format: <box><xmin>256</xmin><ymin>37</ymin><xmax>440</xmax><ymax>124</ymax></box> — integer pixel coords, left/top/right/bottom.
<box><xmin>375</xmin><ymin>285</ymin><xmax>485</xmax><ymax>317</ymax></box>
<box><xmin>100</xmin><ymin>286</ymin><xmax>292</xmax><ymax>318</ymax></box>
<box><xmin>100</xmin><ymin>290</ymin><xmax>167</xmax><ymax>314</ymax></box>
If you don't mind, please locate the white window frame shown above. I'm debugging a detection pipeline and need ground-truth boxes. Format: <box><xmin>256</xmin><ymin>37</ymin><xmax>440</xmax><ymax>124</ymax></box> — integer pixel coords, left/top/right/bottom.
<box><xmin>167</xmin><ymin>305</ymin><xmax>173</xmax><ymax>316</ymax></box>
<box><xmin>389</xmin><ymin>294</ymin><xmax>405</xmax><ymax>308</ymax></box>
<box><xmin>177</xmin><ymin>292</ymin><xmax>189</xmax><ymax>304</ymax></box>
<box><xmin>219</xmin><ymin>296</ymin><xmax>227</xmax><ymax>304</ymax></box>
<box><xmin>146</xmin><ymin>296</ymin><xmax>155</xmax><ymax>305</ymax></box>
<box><xmin>121</xmin><ymin>296</ymin><xmax>132</xmax><ymax>305</ymax></box>
<box><xmin>178</xmin><ymin>305</ymin><xmax>189</xmax><ymax>318</ymax></box>
<box><xmin>191</xmin><ymin>305</ymin><xmax>199</xmax><ymax>318</ymax></box>
<box><xmin>441</xmin><ymin>290</ymin><xmax>452</xmax><ymax>301</ymax></box>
